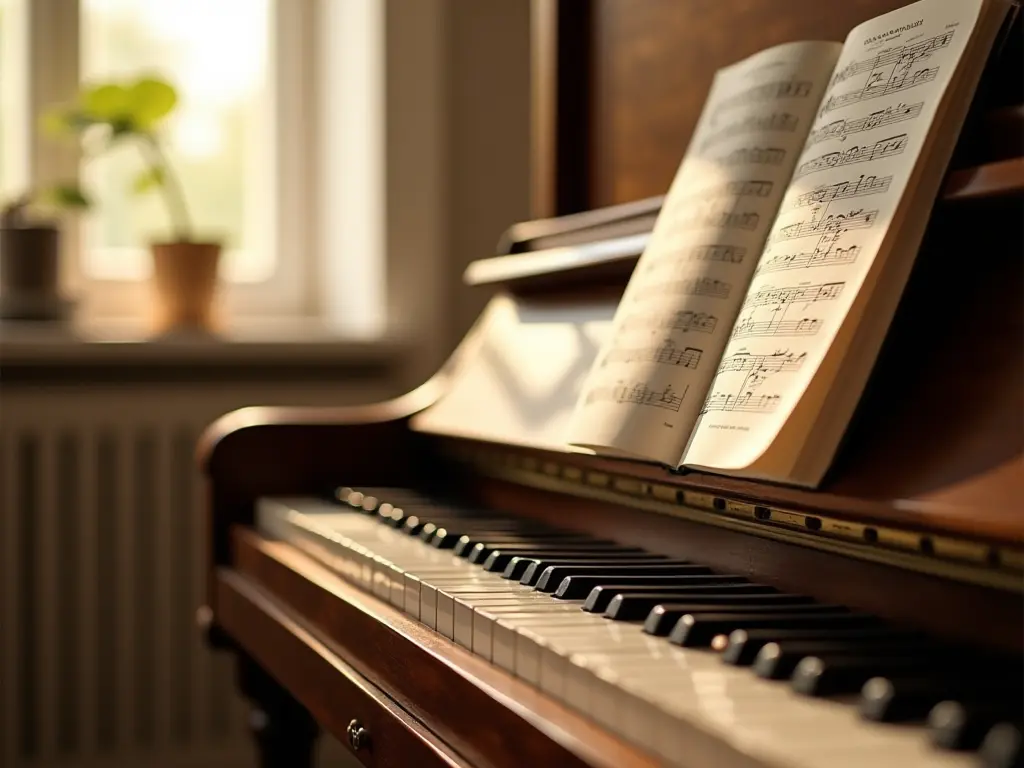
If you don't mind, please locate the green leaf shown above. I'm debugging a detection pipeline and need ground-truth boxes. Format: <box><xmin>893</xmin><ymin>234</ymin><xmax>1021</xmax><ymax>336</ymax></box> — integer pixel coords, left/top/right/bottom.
<box><xmin>43</xmin><ymin>184</ymin><xmax>92</xmax><ymax>209</ymax></box>
<box><xmin>40</xmin><ymin>107</ymin><xmax>95</xmax><ymax>137</ymax></box>
<box><xmin>128</xmin><ymin>77</ymin><xmax>178</xmax><ymax>128</ymax></box>
<box><xmin>131</xmin><ymin>166</ymin><xmax>165</xmax><ymax>194</ymax></box>
<box><xmin>82</xmin><ymin>83</ymin><xmax>131</xmax><ymax>121</ymax></box>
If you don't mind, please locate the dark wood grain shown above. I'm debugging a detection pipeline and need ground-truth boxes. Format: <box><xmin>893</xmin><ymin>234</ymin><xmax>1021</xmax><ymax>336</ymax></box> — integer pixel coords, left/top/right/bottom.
<box><xmin>591</xmin><ymin>0</ymin><xmax>915</xmax><ymax>206</ymax></box>
<box><xmin>532</xmin><ymin>0</ymin><xmax>1022</xmax><ymax>211</ymax></box>
<box><xmin>218</xmin><ymin>570</ymin><xmax>472</xmax><ymax>768</ymax></box>
<box><xmin>230</xmin><ymin>529</ymin><xmax>663</xmax><ymax>768</ymax></box>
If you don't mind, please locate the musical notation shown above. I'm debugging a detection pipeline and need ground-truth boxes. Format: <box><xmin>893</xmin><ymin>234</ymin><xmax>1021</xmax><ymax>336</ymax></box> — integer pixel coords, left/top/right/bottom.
<box><xmin>702</xmin><ymin>112</ymin><xmax>799</xmax><ymax>149</ymax></box>
<box><xmin>807</xmin><ymin>102</ymin><xmax>923</xmax><ymax>145</ymax></box>
<box><xmin>716</xmin><ymin>79</ymin><xmax>814</xmax><ymax>112</ymax></box>
<box><xmin>678</xmin><ymin>179</ymin><xmax>775</xmax><ymax>202</ymax></box>
<box><xmin>604</xmin><ymin>339</ymin><xmax>703</xmax><ymax>369</ymax></box>
<box><xmin>701</xmin><ymin>391</ymin><xmax>780</xmax><ymax>414</ymax></box>
<box><xmin>754</xmin><ymin>244</ymin><xmax>860</xmax><ymax>275</ymax></box>
<box><xmin>674</xmin><ymin>208</ymin><xmax>761</xmax><ymax>232</ymax></box>
<box><xmin>793</xmin><ymin>174</ymin><xmax>892</xmax><ymax>207</ymax></box>
<box><xmin>717</xmin><ymin>349</ymin><xmax>806</xmax><ymax>374</ymax></box>
<box><xmin>643</xmin><ymin>245</ymin><xmax>747</xmax><ymax>277</ymax></box>
<box><xmin>718</xmin><ymin>146</ymin><xmax>787</xmax><ymax>166</ymax></box>
<box><xmin>586</xmin><ymin>381</ymin><xmax>686</xmax><ymax>412</ymax></box>
<box><xmin>829</xmin><ymin>31</ymin><xmax>952</xmax><ymax>87</ymax></box>
<box><xmin>820</xmin><ymin>66</ymin><xmax>938</xmax><ymax>116</ymax></box>
<box><xmin>637</xmin><ymin>277</ymin><xmax>732</xmax><ymax>301</ymax></box>
<box><xmin>731</xmin><ymin>315</ymin><xmax>822</xmax><ymax>339</ymax></box>
<box><xmin>772</xmin><ymin>208</ymin><xmax>877</xmax><ymax>242</ymax></box>
<box><xmin>620</xmin><ymin>310</ymin><xmax>719</xmax><ymax>335</ymax></box>
<box><xmin>741</xmin><ymin>281</ymin><xmax>844</xmax><ymax>310</ymax></box>
<box><xmin>794</xmin><ymin>133</ymin><xmax>907</xmax><ymax>178</ymax></box>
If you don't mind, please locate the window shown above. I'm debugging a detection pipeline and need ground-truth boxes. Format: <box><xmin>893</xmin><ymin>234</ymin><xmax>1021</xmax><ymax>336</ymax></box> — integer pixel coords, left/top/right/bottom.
<box><xmin>81</xmin><ymin>0</ymin><xmax>275</xmax><ymax>284</ymax></box>
<box><xmin>4</xmin><ymin>0</ymin><xmax>388</xmax><ymax>337</ymax></box>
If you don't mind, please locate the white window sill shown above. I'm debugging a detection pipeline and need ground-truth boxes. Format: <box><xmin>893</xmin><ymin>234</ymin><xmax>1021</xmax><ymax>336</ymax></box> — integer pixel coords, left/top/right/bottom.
<box><xmin>0</xmin><ymin>316</ymin><xmax>407</xmax><ymax>368</ymax></box>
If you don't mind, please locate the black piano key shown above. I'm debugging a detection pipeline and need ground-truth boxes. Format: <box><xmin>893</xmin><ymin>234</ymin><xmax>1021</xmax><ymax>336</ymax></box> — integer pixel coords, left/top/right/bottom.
<box><xmin>930</xmin><ymin>701</ymin><xmax>1024</xmax><ymax>752</ymax></box>
<box><xmin>604</xmin><ymin>592</ymin><xmax>814</xmax><ymax>622</ymax></box>
<box><xmin>476</xmin><ymin>542</ymin><xmax>636</xmax><ymax>568</ymax></box>
<box><xmin>861</xmin><ymin>675</ymin><xmax>1021</xmax><ymax>724</ymax></box>
<box><xmin>483</xmin><ymin>548</ymin><xmax>654</xmax><ymax>574</ymax></box>
<box><xmin>980</xmin><ymin>722</ymin><xmax>1024</xmax><ymax>768</ymax></box>
<box><xmin>519</xmin><ymin>558</ymin><xmax>696</xmax><ymax>585</ymax></box>
<box><xmin>582</xmin><ymin>582</ymin><xmax>772</xmax><ymax>611</ymax></box>
<box><xmin>428</xmin><ymin>524</ymin><xmax>548</xmax><ymax>547</ymax></box>
<box><xmin>453</xmin><ymin>532</ymin><xmax>589</xmax><ymax>557</ymax></box>
<box><xmin>502</xmin><ymin>553</ymin><xmax>673</xmax><ymax>580</ymax></box>
<box><xmin>668</xmin><ymin>611</ymin><xmax>875</xmax><ymax>647</ymax></box>
<box><xmin>790</xmin><ymin>655</ymin><xmax>940</xmax><ymax>697</ymax></box>
<box><xmin>754</xmin><ymin>641</ymin><xmax>928</xmax><ymax>681</ymax></box>
<box><xmin>645</xmin><ymin>603</ymin><xmax>848</xmax><ymax>638</ymax></box>
<box><xmin>722</xmin><ymin>626</ymin><xmax>922</xmax><ymax>666</ymax></box>
<box><xmin>532</xmin><ymin>563</ymin><xmax>710</xmax><ymax>592</ymax></box>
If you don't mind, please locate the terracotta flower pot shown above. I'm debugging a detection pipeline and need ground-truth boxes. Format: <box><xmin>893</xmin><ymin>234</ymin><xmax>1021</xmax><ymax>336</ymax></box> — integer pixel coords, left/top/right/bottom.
<box><xmin>149</xmin><ymin>241</ymin><xmax>222</xmax><ymax>333</ymax></box>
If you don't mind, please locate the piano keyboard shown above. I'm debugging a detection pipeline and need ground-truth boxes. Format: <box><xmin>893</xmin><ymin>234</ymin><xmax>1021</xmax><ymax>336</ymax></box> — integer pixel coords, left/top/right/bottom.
<box><xmin>256</xmin><ymin>489</ymin><xmax>1023</xmax><ymax>768</ymax></box>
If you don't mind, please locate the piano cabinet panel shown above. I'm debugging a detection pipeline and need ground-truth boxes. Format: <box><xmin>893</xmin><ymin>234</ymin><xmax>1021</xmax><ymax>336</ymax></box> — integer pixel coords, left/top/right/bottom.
<box><xmin>218</xmin><ymin>569</ymin><xmax>472</xmax><ymax>768</ymax></box>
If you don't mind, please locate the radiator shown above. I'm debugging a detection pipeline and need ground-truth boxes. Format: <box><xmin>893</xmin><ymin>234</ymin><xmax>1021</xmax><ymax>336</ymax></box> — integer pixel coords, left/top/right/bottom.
<box><xmin>0</xmin><ymin>391</ymin><xmax>253</xmax><ymax>768</ymax></box>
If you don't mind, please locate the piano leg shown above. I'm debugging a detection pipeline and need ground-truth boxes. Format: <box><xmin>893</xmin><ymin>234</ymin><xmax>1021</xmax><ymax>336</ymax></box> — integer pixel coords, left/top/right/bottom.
<box><xmin>237</xmin><ymin>654</ymin><xmax>319</xmax><ymax>768</ymax></box>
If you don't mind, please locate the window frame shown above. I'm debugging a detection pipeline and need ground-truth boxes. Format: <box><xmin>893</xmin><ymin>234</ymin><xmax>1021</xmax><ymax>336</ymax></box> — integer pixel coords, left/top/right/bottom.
<box><xmin>7</xmin><ymin>0</ymin><xmax>454</xmax><ymax>387</ymax></box>
<box><xmin>15</xmin><ymin>0</ymin><xmax>331</xmax><ymax>323</ymax></box>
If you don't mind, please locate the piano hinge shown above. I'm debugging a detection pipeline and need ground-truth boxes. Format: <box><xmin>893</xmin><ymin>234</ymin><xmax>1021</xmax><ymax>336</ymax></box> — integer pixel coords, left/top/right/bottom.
<box><xmin>450</xmin><ymin>444</ymin><xmax>1024</xmax><ymax>594</ymax></box>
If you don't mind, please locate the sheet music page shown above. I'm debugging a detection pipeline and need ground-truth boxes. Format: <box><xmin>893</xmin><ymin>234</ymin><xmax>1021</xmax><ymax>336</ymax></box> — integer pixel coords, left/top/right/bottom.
<box><xmin>683</xmin><ymin>0</ymin><xmax>984</xmax><ymax>470</ymax></box>
<box><xmin>566</xmin><ymin>41</ymin><xmax>841</xmax><ymax>464</ymax></box>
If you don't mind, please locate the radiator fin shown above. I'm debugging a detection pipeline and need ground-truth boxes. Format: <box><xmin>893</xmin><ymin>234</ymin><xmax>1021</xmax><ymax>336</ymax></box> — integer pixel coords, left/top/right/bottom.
<box><xmin>0</xmin><ymin>417</ymin><xmax>251</xmax><ymax>766</ymax></box>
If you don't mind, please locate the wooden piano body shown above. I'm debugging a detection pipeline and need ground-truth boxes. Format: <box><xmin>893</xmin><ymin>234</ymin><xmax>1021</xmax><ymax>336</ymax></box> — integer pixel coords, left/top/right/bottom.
<box><xmin>198</xmin><ymin>2</ymin><xmax>1023</xmax><ymax>766</ymax></box>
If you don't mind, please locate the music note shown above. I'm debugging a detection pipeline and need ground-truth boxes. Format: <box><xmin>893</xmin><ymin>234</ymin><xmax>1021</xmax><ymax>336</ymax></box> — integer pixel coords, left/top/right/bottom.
<box><xmin>792</xmin><ymin>175</ymin><xmax>892</xmax><ymax>207</ymax></box>
<box><xmin>636</xmin><ymin>277</ymin><xmax>732</xmax><ymax>301</ymax></box>
<box><xmin>771</xmin><ymin>208</ymin><xmax>877</xmax><ymax>242</ymax></box>
<box><xmin>701</xmin><ymin>391</ymin><xmax>781</xmax><ymax>414</ymax></box>
<box><xmin>794</xmin><ymin>134</ymin><xmax>907</xmax><ymax>178</ymax></box>
<box><xmin>754</xmin><ymin>243</ymin><xmax>860</xmax><ymax>275</ymax></box>
<box><xmin>730</xmin><ymin>315</ymin><xmax>823</xmax><ymax>339</ymax></box>
<box><xmin>820</xmin><ymin>66</ymin><xmax>939</xmax><ymax>116</ymax></box>
<box><xmin>807</xmin><ymin>103</ymin><xmax>923</xmax><ymax>145</ymax></box>
<box><xmin>828</xmin><ymin>31</ymin><xmax>953</xmax><ymax>88</ymax></box>
<box><xmin>717</xmin><ymin>349</ymin><xmax>807</xmax><ymax>374</ymax></box>
<box><xmin>620</xmin><ymin>310</ymin><xmax>719</xmax><ymax>335</ymax></box>
<box><xmin>676</xmin><ymin>179</ymin><xmax>776</xmax><ymax>202</ymax></box>
<box><xmin>604</xmin><ymin>339</ymin><xmax>703</xmax><ymax>370</ymax></box>
<box><xmin>715</xmin><ymin>79</ymin><xmax>815</xmax><ymax>113</ymax></box>
<box><xmin>741</xmin><ymin>282</ymin><xmax>844</xmax><ymax>310</ymax></box>
<box><xmin>716</xmin><ymin>146</ymin><xmax>788</xmax><ymax>166</ymax></box>
<box><xmin>585</xmin><ymin>381</ymin><xmax>687</xmax><ymax>413</ymax></box>
<box><xmin>701</xmin><ymin>112</ymin><xmax>800</xmax><ymax>150</ymax></box>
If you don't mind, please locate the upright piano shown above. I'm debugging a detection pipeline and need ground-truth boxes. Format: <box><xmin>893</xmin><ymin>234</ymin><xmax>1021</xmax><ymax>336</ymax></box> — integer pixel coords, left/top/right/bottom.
<box><xmin>197</xmin><ymin>2</ymin><xmax>1024</xmax><ymax>767</ymax></box>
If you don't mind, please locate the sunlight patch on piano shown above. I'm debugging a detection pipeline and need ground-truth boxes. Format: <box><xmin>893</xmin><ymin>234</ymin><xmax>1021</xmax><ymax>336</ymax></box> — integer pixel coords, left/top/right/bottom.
<box><xmin>411</xmin><ymin>294</ymin><xmax>616</xmax><ymax>449</ymax></box>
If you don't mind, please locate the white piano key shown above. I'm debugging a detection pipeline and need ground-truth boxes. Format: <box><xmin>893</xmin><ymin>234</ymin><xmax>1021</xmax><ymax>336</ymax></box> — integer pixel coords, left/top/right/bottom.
<box><xmin>404</xmin><ymin>574</ymin><xmax>422</xmax><ymax>618</ymax></box>
<box><xmin>256</xmin><ymin>496</ymin><xmax>980</xmax><ymax>768</ymax></box>
<box><xmin>420</xmin><ymin>583</ymin><xmax>438</xmax><ymax>629</ymax></box>
<box><xmin>460</xmin><ymin>597</ymin><xmax>581</xmax><ymax>653</ymax></box>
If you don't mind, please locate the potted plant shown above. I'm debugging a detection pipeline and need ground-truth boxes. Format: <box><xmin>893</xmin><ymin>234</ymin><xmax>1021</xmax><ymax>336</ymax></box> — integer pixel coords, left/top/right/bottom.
<box><xmin>45</xmin><ymin>75</ymin><xmax>222</xmax><ymax>333</ymax></box>
<box><xmin>0</xmin><ymin>184</ymin><xmax>89</xmax><ymax>322</ymax></box>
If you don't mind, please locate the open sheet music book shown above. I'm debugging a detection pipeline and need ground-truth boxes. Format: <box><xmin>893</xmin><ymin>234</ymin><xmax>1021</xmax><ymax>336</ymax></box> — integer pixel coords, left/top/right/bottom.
<box><xmin>566</xmin><ymin>0</ymin><xmax>1012</xmax><ymax>487</ymax></box>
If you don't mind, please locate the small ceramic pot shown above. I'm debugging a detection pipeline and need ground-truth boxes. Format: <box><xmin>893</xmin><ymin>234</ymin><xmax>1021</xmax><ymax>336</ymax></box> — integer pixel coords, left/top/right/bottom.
<box><xmin>149</xmin><ymin>241</ymin><xmax>222</xmax><ymax>333</ymax></box>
